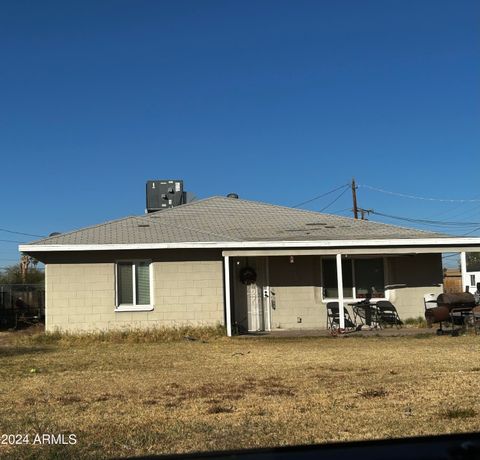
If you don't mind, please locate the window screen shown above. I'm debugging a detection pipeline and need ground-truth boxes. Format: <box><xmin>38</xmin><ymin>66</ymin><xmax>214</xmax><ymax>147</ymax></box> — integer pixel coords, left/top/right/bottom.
<box><xmin>354</xmin><ymin>258</ymin><xmax>385</xmax><ymax>298</ymax></box>
<box><xmin>136</xmin><ymin>262</ymin><xmax>151</xmax><ymax>305</ymax></box>
<box><xmin>322</xmin><ymin>257</ymin><xmax>385</xmax><ymax>299</ymax></box>
<box><xmin>322</xmin><ymin>258</ymin><xmax>353</xmax><ymax>298</ymax></box>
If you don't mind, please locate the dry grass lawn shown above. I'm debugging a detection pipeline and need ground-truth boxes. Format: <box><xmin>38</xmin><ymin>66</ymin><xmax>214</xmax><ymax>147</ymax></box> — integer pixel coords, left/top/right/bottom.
<box><xmin>0</xmin><ymin>330</ymin><xmax>479</xmax><ymax>459</ymax></box>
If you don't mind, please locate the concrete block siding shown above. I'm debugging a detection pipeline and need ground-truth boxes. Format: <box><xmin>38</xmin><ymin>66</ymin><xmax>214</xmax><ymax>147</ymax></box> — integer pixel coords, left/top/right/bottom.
<box><xmin>268</xmin><ymin>256</ymin><xmax>325</xmax><ymax>330</ymax></box>
<box><xmin>44</xmin><ymin>249</ymin><xmax>443</xmax><ymax>333</ymax></box>
<box><xmin>45</xmin><ymin>250</ymin><xmax>224</xmax><ymax>332</ymax></box>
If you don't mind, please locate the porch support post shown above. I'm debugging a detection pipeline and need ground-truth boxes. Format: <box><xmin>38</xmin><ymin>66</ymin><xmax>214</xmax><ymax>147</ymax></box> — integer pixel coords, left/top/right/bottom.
<box><xmin>336</xmin><ymin>253</ymin><xmax>345</xmax><ymax>329</ymax></box>
<box><xmin>265</xmin><ymin>256</ymin><xmax>271</xmax><ymax>331</ymax></box>
<box><xmin>224</xmin><ymin>255</ymin><xmax>232</xmax><ymax>337</ymax></box>
<box><xmin>460</xmin><ymin>251</ymin><xmax>468</xmax><ymax>291</ymax></box>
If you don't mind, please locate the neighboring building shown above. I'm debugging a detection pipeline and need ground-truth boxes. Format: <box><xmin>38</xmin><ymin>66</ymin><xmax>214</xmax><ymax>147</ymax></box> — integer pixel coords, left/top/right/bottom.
<box><xmin>20</xmin><ymin>196</ymin><xmax>480</xmax><ymax>335</ymax></box>
<box><xmin>460</xmin><ymin>252</ymin><xmax>480</xmax><ymax>293</ymax></box>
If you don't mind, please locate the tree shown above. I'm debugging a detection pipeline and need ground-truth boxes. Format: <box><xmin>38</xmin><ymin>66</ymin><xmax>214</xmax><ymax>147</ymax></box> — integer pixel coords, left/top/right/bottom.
<box><xmin>0</xmin><ymin>260</ymin><xmax>44</xmax><ymax>285</ymax></box>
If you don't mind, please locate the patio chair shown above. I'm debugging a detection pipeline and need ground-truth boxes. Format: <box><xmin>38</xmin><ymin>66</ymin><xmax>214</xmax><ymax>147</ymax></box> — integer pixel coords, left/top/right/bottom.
<box><xmin>375</xmin><ymin>301</ymin><xmax>403</xmax><ymax>328</ymax></box>
<box><xmin>423</xmin><ymin>293</ymin><xmax>438</xmax><ymax>311</ymax></box>
<box><xmin>463</xmin><ymin>306</ymin><xmax>480</xmax><ymax>335</ymax></box>
<box><xmin>326</xmin><ymin>302</ymin><xmax>357</xmax><ymax>334</ymax></box>
<box><xmin>351</xmin><ymin>301</ymin><xmax>379</xmax><ymax>328</ymax></box>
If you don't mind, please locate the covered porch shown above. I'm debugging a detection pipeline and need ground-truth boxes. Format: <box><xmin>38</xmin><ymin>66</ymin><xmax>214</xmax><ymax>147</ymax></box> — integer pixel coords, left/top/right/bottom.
<box><xmin>222</xmin><ymin>244</ymin><xmax>480</xmax><ymax>336</ymax></box>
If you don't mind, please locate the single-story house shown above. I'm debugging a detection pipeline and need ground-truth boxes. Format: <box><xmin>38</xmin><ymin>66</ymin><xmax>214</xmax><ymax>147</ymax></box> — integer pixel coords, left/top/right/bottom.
<box><xmin>20</xmin><ymin>196</ymin><xmax>480</xmax><ymax>335</ymax></box>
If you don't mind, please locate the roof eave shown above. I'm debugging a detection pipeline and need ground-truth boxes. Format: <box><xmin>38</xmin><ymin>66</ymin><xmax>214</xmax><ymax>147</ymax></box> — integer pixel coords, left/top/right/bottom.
<box><xmin>19</xmin><ymin>237</ymin><xmax>480</xmax><ymax>253</ymax></box>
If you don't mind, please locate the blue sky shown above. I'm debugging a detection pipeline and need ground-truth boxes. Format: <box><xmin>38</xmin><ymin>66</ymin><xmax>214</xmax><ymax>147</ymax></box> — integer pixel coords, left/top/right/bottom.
<box><xmin>0</xmin><ymin>0</ymin><xmax>479</xmax><ymax>269</ymax></box>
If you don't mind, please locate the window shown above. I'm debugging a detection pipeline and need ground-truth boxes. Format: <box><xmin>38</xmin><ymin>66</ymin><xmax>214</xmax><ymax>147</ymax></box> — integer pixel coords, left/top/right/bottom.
<box><xmin>322</xmin><ymin>258</ymin><xmax>353</xmax><ymax>298</ymax></box>
<box><xmin>116</xmin><ymin>261</ymin><xmax>153</xmax><ymax>311</ymax></box>
<box><xmin>322</xmin><ymin>257</ymin><xmax>386</xmax><ymax>300</ymax></box>
<box><xmin>466</xmin><ymin>253</ymin><xmax>480</xmax><ymax>271</ymax></box>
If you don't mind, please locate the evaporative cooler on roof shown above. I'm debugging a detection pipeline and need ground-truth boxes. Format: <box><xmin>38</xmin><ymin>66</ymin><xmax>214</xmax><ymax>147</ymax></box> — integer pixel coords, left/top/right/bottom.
<box><xmin>146</xmin><ymin>180</ymin><xmax>184</xmax><ymax>212</ymax></box>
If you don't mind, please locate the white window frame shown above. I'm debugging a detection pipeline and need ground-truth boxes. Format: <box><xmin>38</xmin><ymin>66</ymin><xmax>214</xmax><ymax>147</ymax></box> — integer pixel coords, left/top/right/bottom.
<box><xmin>320</xmin><ymin>256</ymin><xmax>389</xmax><ymax>302</ymax></box>
<box><xmin>115</xmin><ymin>260</ymin><xmax>154</xmax><ymax>312</ymax></box>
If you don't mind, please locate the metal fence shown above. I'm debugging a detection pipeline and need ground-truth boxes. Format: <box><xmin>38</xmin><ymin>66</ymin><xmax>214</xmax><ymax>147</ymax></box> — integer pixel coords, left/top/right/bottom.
<box><xmin>0</xmin><ymin>284</ymin><xmax>45</xmax><ymax>329</ymax></box>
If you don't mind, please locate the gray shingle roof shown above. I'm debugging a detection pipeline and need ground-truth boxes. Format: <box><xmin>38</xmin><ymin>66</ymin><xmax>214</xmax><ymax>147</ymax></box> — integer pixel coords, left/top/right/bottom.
<box><xmin>26</xmin><ymin>196</ymin><xmax>449</xmax><ymax>247</ymax></box>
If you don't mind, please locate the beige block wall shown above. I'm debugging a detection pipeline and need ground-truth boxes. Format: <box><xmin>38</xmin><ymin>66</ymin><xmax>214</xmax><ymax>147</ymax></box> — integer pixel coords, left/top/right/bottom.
<box><xmin>43</xmin><ymin>250</ymin><xmax>443</xmax><ymax>333</ymax></box>
<box><xmin>269</xmin><ymin>256</ymin><xmax>325</xmax><ymax>330</ymax></box>
<box><xmin>267</xmin><ymin>254</ymin><xmax>443</xmax><ymax>330</ymax></box>
<box><xmin>45</xmin><ymin>257</ymin><xmax>224</xmax><ymax>332</ymax></box>
<box><xmin>386</xmin><ymin>254</ymin><xmax>444</xmax><ymax>319</ymax></box>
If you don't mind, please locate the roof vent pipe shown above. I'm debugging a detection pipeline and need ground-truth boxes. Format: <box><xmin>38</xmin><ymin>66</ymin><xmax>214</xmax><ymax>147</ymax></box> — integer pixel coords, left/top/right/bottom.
<box><xmin>227</xmin><ymin>193</ymin><xmax>239</xmax><ymax>199</ymax></box>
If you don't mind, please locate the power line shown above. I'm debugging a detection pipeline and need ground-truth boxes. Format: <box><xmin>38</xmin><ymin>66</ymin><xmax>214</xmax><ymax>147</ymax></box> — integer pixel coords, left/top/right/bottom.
<box><xmin>319</xmin><ymin>187</ymin><xmax>350</xmax><ymax>212</ymax></box>
<box><xmin>462</xmin><ymin>226</ymin><xmax>480</xmax><ymax>236</ymax></box>
<box><xmin>360</xmin><ymin>184</ymin><xmax>480</xmax><ymax>203</ymax></box>
<box><xmin>329</xmin><ymin>207</ymin><xmax>352</xmax><ymax>214</ymax></box>
<box><xmin>445</xmin><ymin>203</ymin><xmax>480</xmax><ymax>220</ymax></box>
<box><xmin>292</xmin><ymin>183</ymin><xmax>349</xmax><ymax>208</ymax></box>
<box><xmin>422</xmin><ymin>193</ymin><xmax>480</xmax><ymax>219</ymax></box>
<box><xmin>370</xmin><ymin>210</ymin><xmax>480</xmax><ymax>228</ymax></box>
<box><xmin>0</xmin><ymin>239</ymin><xmax>25</xmax><ymax>243</ymax></box>
<box><xmin>424</xmin><ymin>202</ymin><xmax>471</xmax><ymax>220</ymax></box>
<box><xmin>0</xmin><ymin>227</ymin><xmax>45</xmax><ymax>238</ymax></box>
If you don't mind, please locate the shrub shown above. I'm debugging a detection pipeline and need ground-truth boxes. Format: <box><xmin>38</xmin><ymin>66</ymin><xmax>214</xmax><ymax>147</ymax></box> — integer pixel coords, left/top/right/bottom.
<box><xmin>403</xmin><ymin>316</ymin><xmax>427</xmax><ymax>328</ymax></box>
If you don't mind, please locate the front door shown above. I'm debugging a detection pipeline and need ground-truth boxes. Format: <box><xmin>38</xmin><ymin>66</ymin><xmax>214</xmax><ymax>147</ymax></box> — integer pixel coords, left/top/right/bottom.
<box><xmin>247</xmin><ymin>283</ymin><xmax>264</xmax><ymax>332</ymax></box>
<box><xmin>232</xmin><ymin>257</ymin><xmax>271</xmax><ymax>333</ymax></box>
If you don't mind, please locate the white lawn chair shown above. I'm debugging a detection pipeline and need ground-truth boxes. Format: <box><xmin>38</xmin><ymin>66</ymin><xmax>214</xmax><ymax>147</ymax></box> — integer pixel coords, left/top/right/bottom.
<box><xmin>423</xmin><ymin>293</ymin><xmax>437</xmax><ymax>311</ymax></box>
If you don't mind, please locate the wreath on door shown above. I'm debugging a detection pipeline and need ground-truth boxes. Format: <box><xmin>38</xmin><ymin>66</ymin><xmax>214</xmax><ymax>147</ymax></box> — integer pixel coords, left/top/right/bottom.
<box><xmin>240</xmin><ymin>267</ymin><xmax>257</xmax><ymax>285</ymax></box>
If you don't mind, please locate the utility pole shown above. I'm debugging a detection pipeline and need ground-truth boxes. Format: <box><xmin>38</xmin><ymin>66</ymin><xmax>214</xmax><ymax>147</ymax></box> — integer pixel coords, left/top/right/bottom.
<box><xmin>351</xmin><ymin>178</ymin><xmax>358</xmax><ymax>219</ymax></box>
<box><xmin>358</xmin><ymin>207</ymin><xmax>373</xmax><ymax>220</ymax></box>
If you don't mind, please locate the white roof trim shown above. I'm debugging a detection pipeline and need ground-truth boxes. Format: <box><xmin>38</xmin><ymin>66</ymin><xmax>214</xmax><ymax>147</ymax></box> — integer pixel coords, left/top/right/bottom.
<box><xmin>19</xmin><ymin>237</ymin><xmax>480</xmax><ymax>252</ymax></box>
<box><xmin>222</xmin><ymin>247</ymin><xmax>480</xmax><ymax>256</ymax></box>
